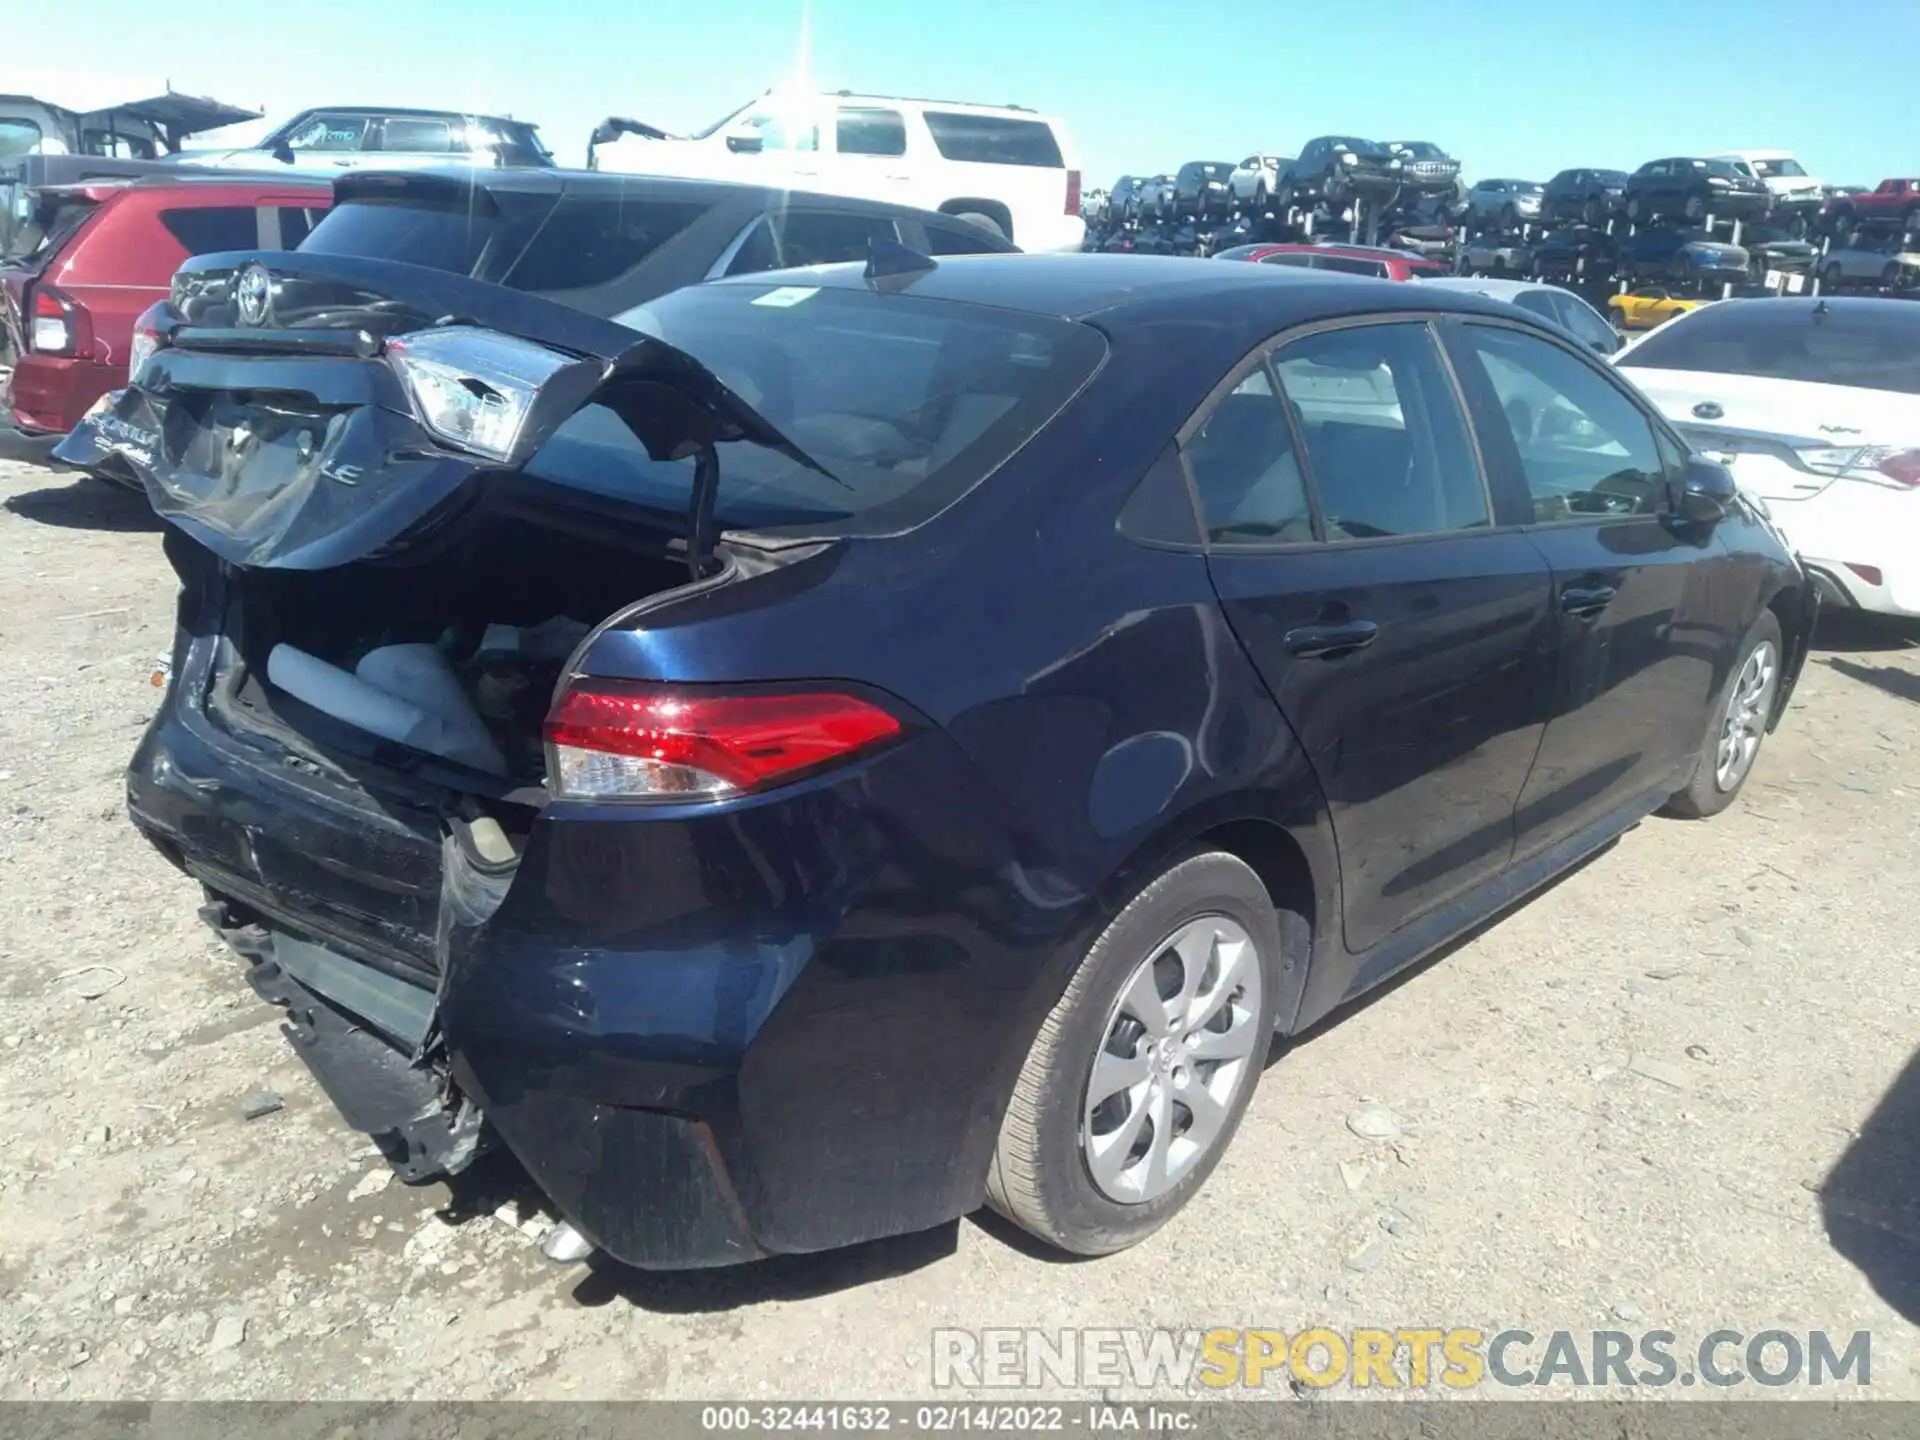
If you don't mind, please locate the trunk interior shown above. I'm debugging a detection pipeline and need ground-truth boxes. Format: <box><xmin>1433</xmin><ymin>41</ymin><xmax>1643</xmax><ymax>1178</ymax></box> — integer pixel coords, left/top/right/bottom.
<box><xmin>204</xmin><ymin>483</ymin><xmax>697</xmax><ymax>813</ymax></box>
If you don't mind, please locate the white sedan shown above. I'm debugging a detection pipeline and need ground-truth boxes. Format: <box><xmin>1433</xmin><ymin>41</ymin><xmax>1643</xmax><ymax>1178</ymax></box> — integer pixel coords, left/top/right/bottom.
<box><xmin>1616</xmin><ymin>297</ymin><xmax>1920</xmax><ymax>618</ymax></box>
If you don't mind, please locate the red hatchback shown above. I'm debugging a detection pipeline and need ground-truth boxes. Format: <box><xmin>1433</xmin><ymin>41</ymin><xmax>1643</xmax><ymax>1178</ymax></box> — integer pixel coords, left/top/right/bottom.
<box><xmin>1214</xmin><ymin>241</ymin><xmax>1446</xmax><ymax>281</ymax></box>
<box><xmin>2</xmin><ymin>175</ymin><xmax>331</xmax><ymax>436</ymax></box>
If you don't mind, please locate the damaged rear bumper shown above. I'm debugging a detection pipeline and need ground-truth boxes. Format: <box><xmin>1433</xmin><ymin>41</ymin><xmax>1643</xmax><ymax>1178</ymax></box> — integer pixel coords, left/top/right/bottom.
<box><xmin>202</xmin><ymin>900</ymin><xmax>486</xmax><ymax>1181</ymax></box>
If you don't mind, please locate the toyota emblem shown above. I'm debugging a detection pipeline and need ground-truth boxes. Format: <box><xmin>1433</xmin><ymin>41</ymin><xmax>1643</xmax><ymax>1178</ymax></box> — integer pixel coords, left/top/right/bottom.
<box><xmin>235</xmin><ymin>263</ymin><xmax>274</xmax><ymax>327</ymax></box>
<box><xmin>1691</xmin><ymin>401</ymin><xmax>1724</xmax><ymax>420</ymax></box>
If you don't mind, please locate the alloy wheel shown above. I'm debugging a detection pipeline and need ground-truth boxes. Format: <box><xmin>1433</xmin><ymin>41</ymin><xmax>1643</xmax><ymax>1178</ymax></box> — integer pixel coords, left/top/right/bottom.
<box><xmin>1715</xmin><ymin>640</ymin><xmax>1778</xmax><ymax>792</ymax></box>
<box><xmin>1081</xmin><ymin>916</ymin><xmax>1263</xmax><ymax>1205</ymax></box>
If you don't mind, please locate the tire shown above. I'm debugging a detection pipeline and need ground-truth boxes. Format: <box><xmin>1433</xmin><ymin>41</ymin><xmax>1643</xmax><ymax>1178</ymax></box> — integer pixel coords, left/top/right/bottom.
<box><xmin>1626</xmin><ymin>195</ymin><xmax>1642</xmax><ymax>225</ymax></box>
<box><xmin>985</xmin><ymin>850</ymin><xmax>1285</xmax><ymax>1256</ymax></box>
<box><xmin>1253</xmin><ymin>180</ymin><xmax>1270</xmax><ymax>214</ymax></box>
<box><xmin>1662</xmin><ymin>610</ymin><xmax>1784</xmax><ymax>820</ymax></box>
<box><xmin>1884</xmin><ymin>263</ymin><xmax>1902</xmax><ymax>291</ymax></box>
<box><xmin>1501</xmin><ymin>204</ymin><xmax>1519</xmax><ymax>230</ymax></box>
<box><xmin>951</xmin><ymin>210</ymin><xmax>1007</xmax><ymax>240</ymax></box>
<box><xmin>1684</xmin><ymin>191</ymin><xmax>1706</xmax><ymax>222</ymax></box>
<box><xmin>1822</xmin><ymin>261</ymin><xmax>1844</xmax><ymax>291</ymax></box>
<box><xmin>1583</xmin><ymin>196</ymin><xmax>1603</xmax><ymax>226</ymax></box>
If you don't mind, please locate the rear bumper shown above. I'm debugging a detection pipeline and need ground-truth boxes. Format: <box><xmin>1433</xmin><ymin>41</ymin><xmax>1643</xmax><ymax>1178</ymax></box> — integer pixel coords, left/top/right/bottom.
<box><xmin>1021</xmin><ymin>212</ymin><xmax>1088</xmax><ymax>253</ymax></box>
<box><xmin>127</xmin><ymin>609</ymin><xmax>1061</xmax><ymax>1268</ymax></box>
<box><xmin>5</xmin><ymin>353</ymin><xmax>119</xmax><ymax>436</ymax></box>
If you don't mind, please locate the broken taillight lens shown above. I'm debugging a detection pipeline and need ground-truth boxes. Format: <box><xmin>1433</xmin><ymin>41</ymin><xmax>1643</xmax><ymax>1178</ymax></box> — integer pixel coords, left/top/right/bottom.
<box><xmin>1873</xmin><ymin>449</ymin><xmax>1920</xmax><ymax>487</ymax></box>
<box><xmin>386</xmin><ymin>326</ymin><xmax>574</xmax><ymax>463</ymax></box>
<box><xmin>545</xmin><ymin>682</ymin><xmax>903</xmax><ymax>800</ymax></box>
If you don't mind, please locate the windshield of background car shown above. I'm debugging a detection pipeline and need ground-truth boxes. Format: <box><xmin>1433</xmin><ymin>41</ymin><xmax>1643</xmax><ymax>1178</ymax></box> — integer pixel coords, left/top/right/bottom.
<box><xmin>1517</xmin><ymin>182</ymin><xmax>1544</xmax><ymax>194</ymax></box>
<box><xmin>1395</xmin><ymin>142</ymin><xmax>1444</xmax><ymax>158</ymax></box>
<box><xmin>524</xmin><ymin>281</ymin><xmax>1108</xmax><ymax>534</ymax></box>
<box><xmin>1705</xmin><ymin>160</ymin><xmax>1743</xmax><ymax>178</ymax></box>
<box><xmin>1752</xmin><ymin>158</ymin><xmax>1806</xmax><ymax>178</ymax></box>
<box><xmin>1623</xmin><ymin>303</ymin><xmax>1920</xmax><ymax>395</ymax></box>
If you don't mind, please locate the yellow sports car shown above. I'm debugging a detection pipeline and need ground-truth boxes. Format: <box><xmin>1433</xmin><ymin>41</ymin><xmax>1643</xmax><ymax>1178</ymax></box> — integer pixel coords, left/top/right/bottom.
<box><xmin>1608</xmin><ymin>288</ymin><xmax>1709</xmax><ymax>331</ymax></box>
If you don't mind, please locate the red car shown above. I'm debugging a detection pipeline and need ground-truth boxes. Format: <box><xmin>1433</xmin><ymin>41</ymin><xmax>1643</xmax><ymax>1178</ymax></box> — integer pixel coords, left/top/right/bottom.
<box><xmin>1824</xmin><ymin>178</ymin><xmax>1920</xmax><ymax>235</ymax></box>
<box><xmin>2</xmin><ymin>174</ymin><xmax>331</xmax><ymax>436</ymax></box>
<box><xmin>1213</xmin><ymin>241</ymin><xmax>1447</xmax><ymax>281</ymax></box>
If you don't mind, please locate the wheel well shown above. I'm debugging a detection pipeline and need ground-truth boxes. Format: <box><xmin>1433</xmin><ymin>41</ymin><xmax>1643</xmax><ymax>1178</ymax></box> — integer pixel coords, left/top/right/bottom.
<box><xmin>1196</xmin><ymin>818</ymin><xmax>1315</xmax><ymax>935</ymax></box>
<box><xmin>1765</xmin><ymin>583</ymin><xmax>1813</xmax><ymax>723</ymax></box>
<box><xmin>939</xmin><ymin>198</ymin><xmax>1013</xmax><ymax>240</ymax></box>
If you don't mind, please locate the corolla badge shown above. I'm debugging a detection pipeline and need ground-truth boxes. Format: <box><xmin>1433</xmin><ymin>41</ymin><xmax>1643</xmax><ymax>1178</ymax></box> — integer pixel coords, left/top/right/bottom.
<box><xmin>1692</xmin><ymin>401</ymin><xmax>1725</xmax><ymax>420</ymax></box>
<box><xmin>234</xmin><ymin>263</ymin><xmax>274</xmax><ymax>326</ymax></box>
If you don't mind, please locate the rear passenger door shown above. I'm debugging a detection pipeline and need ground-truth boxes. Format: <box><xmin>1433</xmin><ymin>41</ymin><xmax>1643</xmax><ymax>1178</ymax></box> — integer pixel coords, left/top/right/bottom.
<box><xmin>1442</xmin><ymin>319</ymin><xmax>1722</xmax><ymax>855</ymax></box>
<box><xmin>1191</xmin><ymin>318</ymin><xmax>1557</xmax><ymax>958</ymax></box>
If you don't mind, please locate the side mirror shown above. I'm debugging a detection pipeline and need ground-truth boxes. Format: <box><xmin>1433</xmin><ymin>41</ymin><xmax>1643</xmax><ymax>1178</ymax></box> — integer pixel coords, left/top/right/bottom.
<box><xmin>726</xmin><ymin>133</ymin><xmax>764</xmax><ymax>154</ymax></box>
<box><xmin>1679</xmin><ymin>455</ymin><xmax>1737</xmax><ymax>523</ymax></box>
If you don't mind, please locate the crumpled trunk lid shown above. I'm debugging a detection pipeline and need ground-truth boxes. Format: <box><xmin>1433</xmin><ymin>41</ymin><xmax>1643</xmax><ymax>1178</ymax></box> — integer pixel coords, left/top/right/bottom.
<box><xmin>53</xmin><ymin>246</ymin><xmax>818</xmax><ymax>569</ymax></box>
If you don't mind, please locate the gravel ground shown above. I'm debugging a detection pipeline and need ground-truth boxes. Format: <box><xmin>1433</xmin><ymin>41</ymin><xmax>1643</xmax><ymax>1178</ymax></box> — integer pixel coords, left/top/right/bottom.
<box><xmin>1</xmin><ymin>456</ymin><xmax>1915</xmax><ymax>1403</ymax></box>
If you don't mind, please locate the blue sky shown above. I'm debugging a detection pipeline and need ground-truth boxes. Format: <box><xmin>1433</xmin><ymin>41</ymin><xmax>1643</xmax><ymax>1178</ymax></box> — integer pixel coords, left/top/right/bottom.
<box><xmin>35</xmin><ymin>0</ymin><xmax>1919</xmax><ymax>186</ymax></box>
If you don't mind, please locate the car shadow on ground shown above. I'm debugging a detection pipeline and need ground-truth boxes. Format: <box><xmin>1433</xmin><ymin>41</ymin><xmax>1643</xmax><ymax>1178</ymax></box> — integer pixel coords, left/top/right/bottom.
<box><xmin>1825</xmin><ymin>657</ymin><xmax>1920</xmax><ymax>706</ymax></box>
<box><xmin>3</xmin><ymin>477</ymin><xmax>162</xmax><ymax>533</ymax></box>
<box><xmin>1820</xmin><ymin>1048</ymin><xmax>1920</xmax><ymax>1325</ymax></box>
<box><xmin>1810</xmin><ymin>610</ymin><xmax>1919</xmax><ymax>656</ymax></box>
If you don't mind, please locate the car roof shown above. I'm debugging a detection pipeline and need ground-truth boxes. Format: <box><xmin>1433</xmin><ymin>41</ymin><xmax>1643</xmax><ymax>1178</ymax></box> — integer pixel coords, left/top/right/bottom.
<box><xmin>331</xmin><ymin>165</ymin><xmax>1015</xmax><ymax>230</ymax></box>
<box><xmin>1249</xmin><ymin>242</ymin><xmax>1428</xmax><ymax>262</ymax></box>
<box><xmin>286</xmin><ymin>105</ymin><xmax>532</xmax><ymax>127</ymax></box>
<box><xmin>823</xmin><ymin>91</ymin><xmax>1055</xmax><ymax>121</ymax></box>
<box><xmin>1417</xmin><ymin>276</ymin><xmax>1554</xmax><ymax>300</ymax></box>
<box><xmin>704</xmin><ymin>252</ymin><xmax>1527</xmax><ymax>331</ymax></box>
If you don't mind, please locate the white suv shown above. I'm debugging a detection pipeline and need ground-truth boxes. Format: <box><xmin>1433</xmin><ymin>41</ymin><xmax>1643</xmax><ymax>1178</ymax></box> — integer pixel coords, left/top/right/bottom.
<box><xmin>589</xmin><ymin>89</ymin><xmax>1085</xmax><ymax>253</ymax></box>
<box><xmin>1710</xmin><ymin>150</ymin><xmax>1825</xmax><ymax>210</ymax></box>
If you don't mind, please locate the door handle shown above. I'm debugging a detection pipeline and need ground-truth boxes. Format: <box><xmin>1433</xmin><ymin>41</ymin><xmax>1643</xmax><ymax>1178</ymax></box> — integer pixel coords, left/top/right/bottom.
<box><xmin>1560</xmin><ymin>584</ymin><xmax>1617</xmax><ymax>617</ymax></box>
<box><xmin>1284</xmin><ymin>620</ymin><xmax>1380</xmax><ymax>659</ymax></box>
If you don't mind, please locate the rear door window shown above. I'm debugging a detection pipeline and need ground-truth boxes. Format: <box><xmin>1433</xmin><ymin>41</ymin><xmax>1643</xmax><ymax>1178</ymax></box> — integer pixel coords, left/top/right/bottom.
<box><xmin>920</xmin><ymin>220</ymin><xmax>1007</xmax><ymax>256</ymax></box>
<box><xmin>1273</xmin><ymin>322</ymin><xmax>1489</xmax><ymax>538</ymax></box>
<box><xmin>378</xmin><ymin>116</ymin><xmax>460</xmax><ymax>154</ymax></box>
<box><xmin>160</xmin><ymin>206</ymin><xmax>259</xmax><ymax>255</ymax></box>
<box><xmin>836</xmin><ymin>108</ymin><xmax>908</xmax><ymax>158</ymax></box>
<box><xmin>1184</xmin><ymin>366</ymin><xmax>1314</xmax><ymax>544</ymax></box>
<box><xmin>922</xmin><ymin>112</ymin><xmax>1064</xmax><ymax>167</ymax></box>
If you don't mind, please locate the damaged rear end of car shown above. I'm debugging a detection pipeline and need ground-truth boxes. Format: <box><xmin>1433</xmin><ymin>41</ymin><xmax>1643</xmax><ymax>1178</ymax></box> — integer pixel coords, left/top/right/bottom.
<box><xmin>57</xmin><ymin>238</ymin><xmax>1113</xmax><ymax>1268</ymax></box>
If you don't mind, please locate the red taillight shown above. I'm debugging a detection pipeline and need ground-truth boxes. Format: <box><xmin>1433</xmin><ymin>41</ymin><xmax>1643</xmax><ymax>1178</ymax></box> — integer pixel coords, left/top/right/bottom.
<box><xmin>1845</xmin><ymin>562</ymin><xmax>1886</xmax><ymax>587</ymax></box>
<box><xmin>30</xmin><ymin>285</ymin><xmax>87</xmax><ymax>357</ymax></box>
<box><xmin>1066</xmin><ymin>168</ymin><xmax>1082</xmax><ymax>216</ymax></box>
<box><xmin>545</xmin><ymin>683</ymin><xmax>903</xmax><ymax>800</ymax></box>
<box><xmin>1875</xmin><ymin>450</ymin><xmax>1920</xmax><ymax>487</ymax></box>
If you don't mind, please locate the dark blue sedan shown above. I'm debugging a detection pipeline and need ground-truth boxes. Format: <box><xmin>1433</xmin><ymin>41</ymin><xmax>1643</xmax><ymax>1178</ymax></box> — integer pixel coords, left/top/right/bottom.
<box><xmin>59</xmin><ymin>244</ymin><xmax>1814</xmax><ymax>1269</ymax></box>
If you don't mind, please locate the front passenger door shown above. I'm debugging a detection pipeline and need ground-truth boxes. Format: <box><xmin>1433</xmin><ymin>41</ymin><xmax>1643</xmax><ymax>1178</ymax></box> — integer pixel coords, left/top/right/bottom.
<box><xmin>1444</xmin><ymin>321</ymin><xmax>1723</xmax><ymax>856</ymax></box>
<box><xmin>1194</xmin><ymin>320</ymin><xmax>1557</xmax><ymax>958</ymax></box>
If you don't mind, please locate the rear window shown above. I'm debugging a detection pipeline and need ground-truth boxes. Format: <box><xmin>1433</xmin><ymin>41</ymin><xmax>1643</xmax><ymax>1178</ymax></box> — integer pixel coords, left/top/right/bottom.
<box><xmin>1622</xmin><ymin>302</ymin><xmax>1920</xmax><ymax>395</ymax></box>
<box><xmin>4</xmin><ymin>194</ymin><xmax>100</xmax><ymax>264</ymax></box>
<box><xmin>301</xmin><ymin>197</ymin><xmax>501</xmax><ymax>274</ymax></box>
<box><xmin>923</xmin><ymin>112</ymin><xmax>1063</xmax><ymax>168</ymax></box>
<box><xmin>0</xmin><ymin>120</ymin><xmax>42</xmax><ymax>158</ymax></box>
<box><xmin>529</xmin><ymin>283</ymin><xmax>1106</xmax><ymax>534</ymax></box>
<box><xmin>161</xmin><ymin>206</ymin><xmax>257</xmax><ymax>255</ymax></box>
<box><xmin>301</xmin><ymin>192</ymin><xmax>704</xmax><ymax>292</ymax></box>
<box><xmin>499</xmin><ymin>196</ymin><xmax>707</xmax><ymax>291</ymax></box>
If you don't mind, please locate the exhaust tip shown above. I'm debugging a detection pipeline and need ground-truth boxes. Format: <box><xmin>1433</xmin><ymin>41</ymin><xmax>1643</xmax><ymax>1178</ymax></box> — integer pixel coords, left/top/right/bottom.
<box><xmin>540</xmin><ymin>1220</ymin><xmax>595</xmax><ymax>1265</ymax></box>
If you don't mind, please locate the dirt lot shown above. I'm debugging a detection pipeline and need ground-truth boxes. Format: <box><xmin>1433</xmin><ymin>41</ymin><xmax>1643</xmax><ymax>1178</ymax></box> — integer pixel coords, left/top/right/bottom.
<box><xmin>0</xmin><ymin>455</ymin><xmax>1915</xmax><ymax>1402</ymax></box>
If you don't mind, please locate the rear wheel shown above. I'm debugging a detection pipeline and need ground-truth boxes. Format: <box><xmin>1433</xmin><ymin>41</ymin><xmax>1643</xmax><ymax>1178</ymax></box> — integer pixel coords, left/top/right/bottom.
<box><xmin>986</xmin><ymin>851</ymin><xmax>1283</xmax><ymax>1256</ymax></box>
<box><xmin>1663</xmin><ymin>611</ymin><xmax>1783</xmax><ymax>820</ymax></box>
<box><xmin>1684</xmin><ymin>191</ymin><xmax>1707</xmax><ymax>222</ymax></box>
<box><xmin>1822</xmin><ymin>260</ymin><xmax>1844</xmax><ymax>291</ymax></box>
<box><xmin>1626</xmin><ymin>195</ymin><xmax>1643</xmax><ymax>225</ymax></box>
<box><xmin>1583</xmin><ymin>196</ymin><xmax>1603</xmax><ymax>226</ymax></box>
